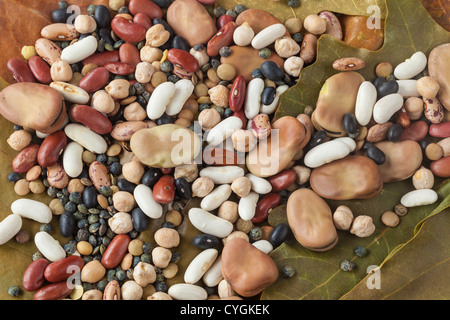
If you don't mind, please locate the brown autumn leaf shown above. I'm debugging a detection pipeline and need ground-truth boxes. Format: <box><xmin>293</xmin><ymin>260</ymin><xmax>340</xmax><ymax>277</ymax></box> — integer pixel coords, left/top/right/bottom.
<box><xmin>420</xmin><ymin>0</ymin><xmax>450</xmax><ymax>31</ymax></box>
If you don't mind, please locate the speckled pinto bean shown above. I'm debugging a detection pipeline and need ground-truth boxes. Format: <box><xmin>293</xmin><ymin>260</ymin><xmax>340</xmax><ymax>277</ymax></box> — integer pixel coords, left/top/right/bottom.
<box><xmin>37</xmin><ymin>130</ymin><xmax>67</xmax><ymax>168</ymax></box>
<box><xmin>101</xmin><ymin>234</ymin><xmax>131</xmax><ymax>269</ymax></box>
<box><xmin>7</xmin><ymin>58</ymin><xmax>36</xmax><ymax>83</ymax></box>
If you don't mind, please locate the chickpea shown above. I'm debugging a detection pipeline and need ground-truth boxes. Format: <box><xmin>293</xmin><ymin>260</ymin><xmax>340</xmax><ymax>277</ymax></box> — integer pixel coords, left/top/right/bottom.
<box><xmin>135</xmin><ymin>61</ymin><xmax>155</xmax><ymax>84</ymax></box>
<box><xmin>50</xmin><ymin>59</ymin><xmax>73</xmax><ymax>82</ymax></box>
<box><xmin>7</xmin><ymin>130</ymin><xmax>32</xmax><ymax>151</ymax></box>
<box><xmin>92</xmin><ymin>90</ymin><xmax>116</xmax><ymax>113</ymax></box>
<box><xmin>191</xmin><ymin>176</ymin><xmax>214</xmax><ymax>197</ymax></box>
<box><xmin>74</xmin><ymin>14</ymin><xmax>97</xmax><ymax>34</ymax></box>
<box><xmin>417</xmin><ymin>76</ymin><xmax>440</xmax><ymax>99</ymax></box>
<box><xmin>122</xmin><ymin>160</ymin><xmax>145</xmax><ymax>185</ymax></box>
<box><xmin>303</xmin><ymin>14</ymin><xmax>327</xmax><ymax>35</ymax></box>
<box><xmin>152</xmin><ymin>246</ymin><xmax>172</xmax><ymax>268</ymax></box>
<box><xmin>105</xmin><ymin>79</ymin><xmax>130</xmax><ymax>100</ymax></box>
<box><xmin>217</xmin><ymin>200</ymin><xmax>239</xmax><ymax>223</ymax></box>
<box><xmin>231</xmin><ymin>129</ymin><xmax>257</xmax><ymax>153</ymax></box>
<box><xmin>112</xmin><ymin>191</ymin><xmax>136</xmax><ymax>212</ymax></box>
<box><xmin>231</xmin><ymin>176</ymin><xmax>251</xmax><ymax>198</ymax></box>
<box><xmin>332</xmin><ymin>205</ymin><xmax>354</xmax><ymax>231</ymax></box>
<box><xmin>350</xmin><ymin>215</ymin><xmax>376</xmax><ymax>237</ymax></box>
<box><xmin>133</xmin><ymin>262</ymin><xmax>156</xmax><ymax>287</ymax></box>
<box><xmin>121</xmin><ymin>280</ymin><xmax>143</xmax><ymax>300</ymax></box>
<box><xmin>198</xmin><ymin>108</ymin><xmax>221</xmax><ymax>130</ymax></box>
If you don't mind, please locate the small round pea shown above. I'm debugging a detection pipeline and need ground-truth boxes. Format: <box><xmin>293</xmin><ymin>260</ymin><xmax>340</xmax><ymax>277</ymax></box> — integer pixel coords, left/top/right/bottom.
<box><xmin>259</xmin><ymin>48</ymin><xmax>271</xmax><ymax>59</ymax></box>
<box><xmin>354</xmin><ymin>246</ymin><xmax>367</xmax><ymax>257</ymax></box>
<box><xmin>340</xmin><ymin>259</ymin><xmax>355</xmax><ymax>271</ymax></box>
<box><xmin>8</xmin><ymin>286</ymin><xmax>22</xmax><ymax>297</ymax></box>
<box><xmin>281</xmin><ymin>265</ymin><xmax>296</xmax><ymax>278</ymax></box>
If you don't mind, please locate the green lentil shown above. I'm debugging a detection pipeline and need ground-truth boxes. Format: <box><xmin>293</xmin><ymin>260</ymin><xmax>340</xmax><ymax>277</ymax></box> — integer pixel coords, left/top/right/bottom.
<box><xmin>259</xmin><ymin>48</ymin><xmax>272</xmax><ymax>59</ymax></box>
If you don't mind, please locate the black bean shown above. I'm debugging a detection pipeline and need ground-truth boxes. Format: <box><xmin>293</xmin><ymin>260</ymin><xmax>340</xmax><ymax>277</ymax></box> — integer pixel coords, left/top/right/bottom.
<box><xmin>141</xmin><ymin>168</ymin><xmax>163</xmax><ymax>187</ymax></box>
<box><xmin>175</xmin><ymin>177</ymin><xmax>192</xmax><ymax>200</ymax></box>
<box><xmin>83</xmin><ymin>186</ymin><xmax>98</xmax><ymax>209</ymax></box>
<box><xmin>308</xmin><ymin>130</ymin><xmax>328</xmax><ymax>148</ymax></box>
<box><xmin>343</xmin><ymin>112</ymin><xmax>358</xmax><ymax>135</ymax></box>
<box><xmin>99</xmin><ymin>28</ymin><xmax>114</xmax><ymax>45</ymax></box>
<box><xmin>117</xmin><ymin>179</ymin><xmax>137</xmax><ymax>193</ymax></box>
<box><xmin>60</xmin><ymin>212</ymin><xmax>76</xmax><ymax>237</ymax></box>
<box><xmin>156</xmin><ymin>114</ymin><xmax>174</xmax><ymax>125</ymax></box>
<box><xmin>94</xmin><ymin>5</ymin><xmax>111</xmax><ymax>29</ymax></box>
<box><xmin>387</xmin><ymin>123</ymin><xmax>403</xmax><ymax>142</ymax></box>
<box><xmin>192</xmin><ymin>234</ymin><xmax>219</xmax><ymax>249</ymax></box>
<box><xmin>261</xmin><ymin>86</ymin><xmax>276</xmax><ymax>106</ymax></box>
<box><xmin>366</xmin><ymin>145</ymin><xmax>386</xmax><ymax>165</ymax></box>
<box><xmin>269</xmin><ymin>223</ymin><xmax>291</xmax><ymax>248</ymax></box>
<box><xmin>260</xmin><ymin>61</ymin><xmax>285</xmax><ymax>81</ymax></box>
<box><xmin>373</xmin><ymin>76</ymin><xmax>386</xmax><ymax>88</ymax></box>
<box><xmin>172</xmin><ymin>35</ymin><xmax>190</xmax><ymax>52</ymax></box>
<box><xmin>132</xmin><ymin>208</ymin><xmax>150</xmax><ymax>232</ymax></box>
<box><xmin>51</xmin><ymin>8</ymin><xmax>72</xmax><ymax>24</ymax></box>
<box><xmin>377</xmin><ymin>80</ymin><xmax>399</xmax><ymax>99</ymax></box>
<box><xmin>152</xmin><ymin>0</ymin><xmax>174</xmax><ymax>8</ymax></box>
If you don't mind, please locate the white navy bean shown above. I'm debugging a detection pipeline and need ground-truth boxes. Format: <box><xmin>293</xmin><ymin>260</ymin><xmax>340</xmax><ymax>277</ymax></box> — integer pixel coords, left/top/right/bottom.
<box><xmin>397</xmin><ymin>80</ymin><xmax>420</xmax><ymax>97</ymax></box>
<box><xmin>260</xmin><ymin>84</ymin><xmax>289</xmax><ymax>115</ymax></box>
<box><xmin>64</xmin><ymin>123</ymin><xmax>108</xmax><ymax>154</ymax></box>
<box><xmin>188</xmin><ymin>208</ymin><xmax>234</xmax><ymax>238</ymax></box>
<box><xmin>355</xmin><ymin>81</ymin><xmax>377</xmax><ymax>126</ymax></box>
<box><xmin>134</xmin><ymin>184</ymin><xmax>163</xmax><ymax>219</ymax></box>
<box><xmin>245</xmin><ymin>173</ymin><xmax>272</xmax><ymax>194</ymax></box>
<box><xmin>400</xmin><ymin>189</ymin><xmax>438</xmax><ymax>207</ymax></box>
<box><xmin>252</xmin><ymin>239</ymin><xmax>273</xmax><ymax>254</ymax></box>
<box><xmin>63</xmin><ymin>141</ymin><xmax>84</xmax><ymax>178</ymax></box>
<box><xmin>61</xmin><ymin>35</ymin><xmax>98</xmax><ymax>64</ymax></box>
<box><xmin>50</xmin><ymin>81</ymin><xmax>90</xmax><ymax>104</ymax></box>
<box><xmin>168</xmin><ymin>283</ymin><xmax>208</xmax><ymax>300</ymax></box>
<box><xmin>199</xmin><ymin>166</ymin><xmax>244</xmax><ymax>184</ymax></box>
<box><xmin>146</xmin><ymin>81</ymin><xmax>176</xmax><ymax>120</ymax></box>
<box><xmin>34</xmin><ymin>231</ymin><xmax>66</xmax><ymax>262</ymax></box>
<box><xmin>206</xmin><ymin>116</ymin><xmax>243</xmax><ymax>146</ymax></box>
<box><xmin>251</xmin><ymin>23</ymin><xmax>286</xmax><ymax>49</ymax></box>
<box><xmin>165</xmin><ymin>79</ymin><xmax>194</xmax><ymax>116</ymax></box>
<box><xmin>244</xmin><ymin>78</ymin><xmax>265</xmax><ymax>119</ymax></box>
<box><xmin>11</xmin><ymin>199</ymin><xmax>52</xmax><ymax>224</ymax></box>
<box><xmin>184</xmin><ymin>248</ymin><xmax>218</xmax><ymax>284</ymax></box>
<box><xmin>373</xmin><ymin>93</ymin><xmax>404</xmax><ymax>124</ymax></box>
<box><xmin>238</xmin><ymin>191</ymin><xmax>259</xmax><ymax>221</ymax></box>
<box><xmin>202</xmin><ymin>255</ymin><xmax>223</xmax><ymax>287</ymax></box>
<box><xmin>394</xmin><ymin>51</ymin><xmax>427</xmax><ymax>80</ymax></box>
<box><xmin>200</xmin><ymin>184</ymin><xmax>232</xmax><ymax>211</ymax></box>
<box><xmin>303</xmin><ymin>139</ymin><xmax>352</xmax><ymax>168</ymax></box>
<box><xmin>0</xmin><ymin>214</ymin><xmax>22</xmax><ymax>246</ymax></box>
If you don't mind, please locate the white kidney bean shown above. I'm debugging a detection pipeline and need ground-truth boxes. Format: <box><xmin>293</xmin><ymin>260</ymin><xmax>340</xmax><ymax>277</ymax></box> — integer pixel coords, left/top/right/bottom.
<box><xmin>206</xmin><ymin>116</ymin><xmax>243</xmax><ymax>146</ymax></box>
<box><xmin>34</xmin><ymin>231</ymin><xmax>66</xmax><ymax>262</ymax></box>
<box><xmin>200</xmin><ymin>184</ymin><xmax>232</xmax><ymax>211</ymax></box>
<box><xmin>245</xmin><ymin>173</ymin><xmax>272</xmax><ymax>194</ymax></box>
<box><xmin>165</xmin><ymin>79</ymin><xmax>195</xmax><ymax>116</ymax></box>
<box><xmin>146</xmin><ymin>81</ymin><xmax>176</xmax><ymax>120</ymax></box>
<box><xmin>355</xmin><ymin>81</ymin><xmax>377</xmax><ymax>126</ymax></box>
<box><xmin>133</xmin><ymin>184</ymin><xmax>163</xmax><ymax>219</ymax></box>
<box><xmin>0</xmin><ymin>214</ymin><xmax>22</xmax><ymax>245</ymax></box>
<box><xmin>238</xmin><ymin>191</ymin><xmax>259</xmax><ymax>221</ymax></box>
<box><xmin>400</xmin><ymin>189</ymin><xmax>438</xmax><ymax>207</ymax></box>
<box><xmin>202</xmin><ymin>255</ymin><xmax>223</xmax><ymax>287</ymax></box>
<box><xmin>63</xmin><ymin>141</ymin><xmax>84</xmax><ymax>178</ymax></box>
<box><xmin>251</xmin><ymin>23</ymin><xmax>286</xmax><ymax>50</ymax></box>
<box><xmin>50</xmin><ymin>81</ymin><xmax>90</xmax><ymax>104</ymax></box>
<box><xmin>394</xmin><ymin>51</ymin><xmax>427</xmax><ymax>80</ymax></box>
<box><xmin>244</xmin><ymin>78</ymin><xmax>265</xmax><ymax>120</ymax></box>
<box><xmin>61</xmin><ymin>35</ymin><xmax>98</xmax><ymax>64</ymax></box>
<box><xmin>64</xmin><ymin>123</ymin><xmax>108</xmax><ymax>154</ymax></box>
<box><xmin>252</xmin><ymin>239</ymin><xmax>273</xmax><ymax>254</ymax></box>
<box><xmin>303</xmin><ymin>139</ymin><xmax>352</xmax><ymax>168</ymax></box>
<box><xmin>11</xmin><ymin>199</ymin><xmax>52</xmax><ymax>224</ymax></box>
<box><xmin>260</xmin><ymin>85</ymin><xmax>289</xmax><ymax>115</ymax></box>
<box><xmin>168</xmin><ymin>283</ymin><xmax>208</xmax><ymax>300</ymax></box>
<box><xmin>372</xmin><ymin>93</ymin><xmax>404</xmax><ymax>124</ymax></box>
<box><xmin>199</xmin><ymin>166</ymin><xmax>244</xmax><ymax>184</ymax></box>
<box><xmin>188</xmin><ymin>208</ymin><xmax>234</xmax><ymax>238</ymax></box>
<box><xmin>184</xmin><ymin>248</ymin><xmax>218</xmax><ymax>284</ymax></box>
<box><xmin>397</xmin><ymin>80</ymin><xmax>420</xmax><ymax>97</ymax></box>
<box><xmin>334</xmin><ymin>137</ymin><xmax>356</xmax><ymax>152</ymax></box>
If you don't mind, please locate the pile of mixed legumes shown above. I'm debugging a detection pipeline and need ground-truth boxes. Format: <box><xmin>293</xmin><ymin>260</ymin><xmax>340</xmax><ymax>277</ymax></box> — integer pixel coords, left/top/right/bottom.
<box><xmin>0</xmin><ymin>0</ymin><xmax>449</xmax><ymax>300</ymax></box>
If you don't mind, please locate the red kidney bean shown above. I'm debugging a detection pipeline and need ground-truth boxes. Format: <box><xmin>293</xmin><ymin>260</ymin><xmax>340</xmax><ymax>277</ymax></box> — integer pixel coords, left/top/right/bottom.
<box><xmin>78</xmin><ymin>67</ymin><xmax>109</xmax><ymax>93</ymax></box>
<box><xmin>153</xmin><ymin>175</ymin><xmax>176</xmax><ymax>204</ymax></box>
<box><xmin>33</xmin><ymin>281</ymin><xmax>73</xmax><ymax>300</ymax></box>
<box><xmin>28</xmin><ymin>56</ymin><xmax>52</xmax><ymax>84</ymax></box>
<box><xmin>203</xmin><ymin>148</ymin><xmax>241</xmax><ymax>166</ymax></box>
<box><xmin>119</xmin><ymin>43</ymin><xmax>142</xmax><ymax>68</ymax></box>
<box><xmin>7</xmin><ymin>58</ymin><xmax>36</xmax><ymax>83</ymax></box>
<box><xmin>229</xmin><ymin>75</ymin><xmax>246</xmax><ymax>112</ymax></box>
<box><xmin>252</xmin><ymin>192</ymin><xmax>281</xmax><ymax>223</ymax></box>
<box><xmin>160</xmin><ymin>167</ymin><xmax>173</xmax><ymax>175</ymax></box>
<box><xmin>430</xmin><ymin>156</ymin><xmax>450</xmax><ymax>178</ymax></box>
<box><xmin>105</xmin><ymin>62</ymin><xmax>136</xmax><ymax>75</ymax></box>
<box><xmin>133</xmin><ymin>12</ymin><xmax>153</xmax><ymax>30</ymax></box>
<box><xmin>207</xmin><ymin>21</ymin><xmax>236</xmax><ymax>57</ymax></box>
<box><xmin>198</xmin><ymin>0</ymin><xmax>217</xmax><ymax>4</ymax></box>
<box><xmin>12</xmin><ymin>144</ymin><xmax>40</xmax><ymax>173</ymax></box>
<box><xmin>217</xmin><ymin>14</ymin><xmax>234</xmax><ymax>30</ymax></box>
<box><xmin>399</xmin><ymin>120</ymin><xmax>428</xmax><ymax>142</ymax></box>
<box><xmin>82</xmin><ymin>50</ymin><xmax>120</xmax><ymax>66</ymax></box>
<box><xmin>44</xmin><ymin>255</ymin><xmax>84</xmax><ymax>283</ymax></box>
<box><xmin>129</xmin><ymin>0</ymin><xmax>163</xmax><ymax>20</ymax></box>
<box><xmin>267</xmin><ymin>169</ymin><xmax>297</xmax><ymax>192</ymax></box>
<box><xmin>232</xmin><ymin>108</ymin><xmax>247</xmax><ymax>129</ymax></box>
<box><xmin>37</xmin><ymin>131</ymin><xmax>67</xmax><ymax>168</ymax></box>
<box><xmin>429</xmin><ymin>122</ymin><xmax>450</xmax><ymax>138</ymax></box>
<box><xmin>167</xmin><ymin>48</ymin><xmax>199</xmax><ymax>73</ymax></box>
<box><xmin>70</xmin><ymin>105</ymin><xmax>113</xmax><ymax>135</ymax></box>
<box><xmin>111</xmin><ymin>16</ymin><xmax>147</xmax><ymax>43</ymax></box>
<box><xmin>22</xmin><ymin>259</ymin><xmax>50</xmax><ymax>291</ymax></box>
<box><xmin>101</xmin><ymin>234</ymin><xmax>131</xmax><ymax>269</ymax></box>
